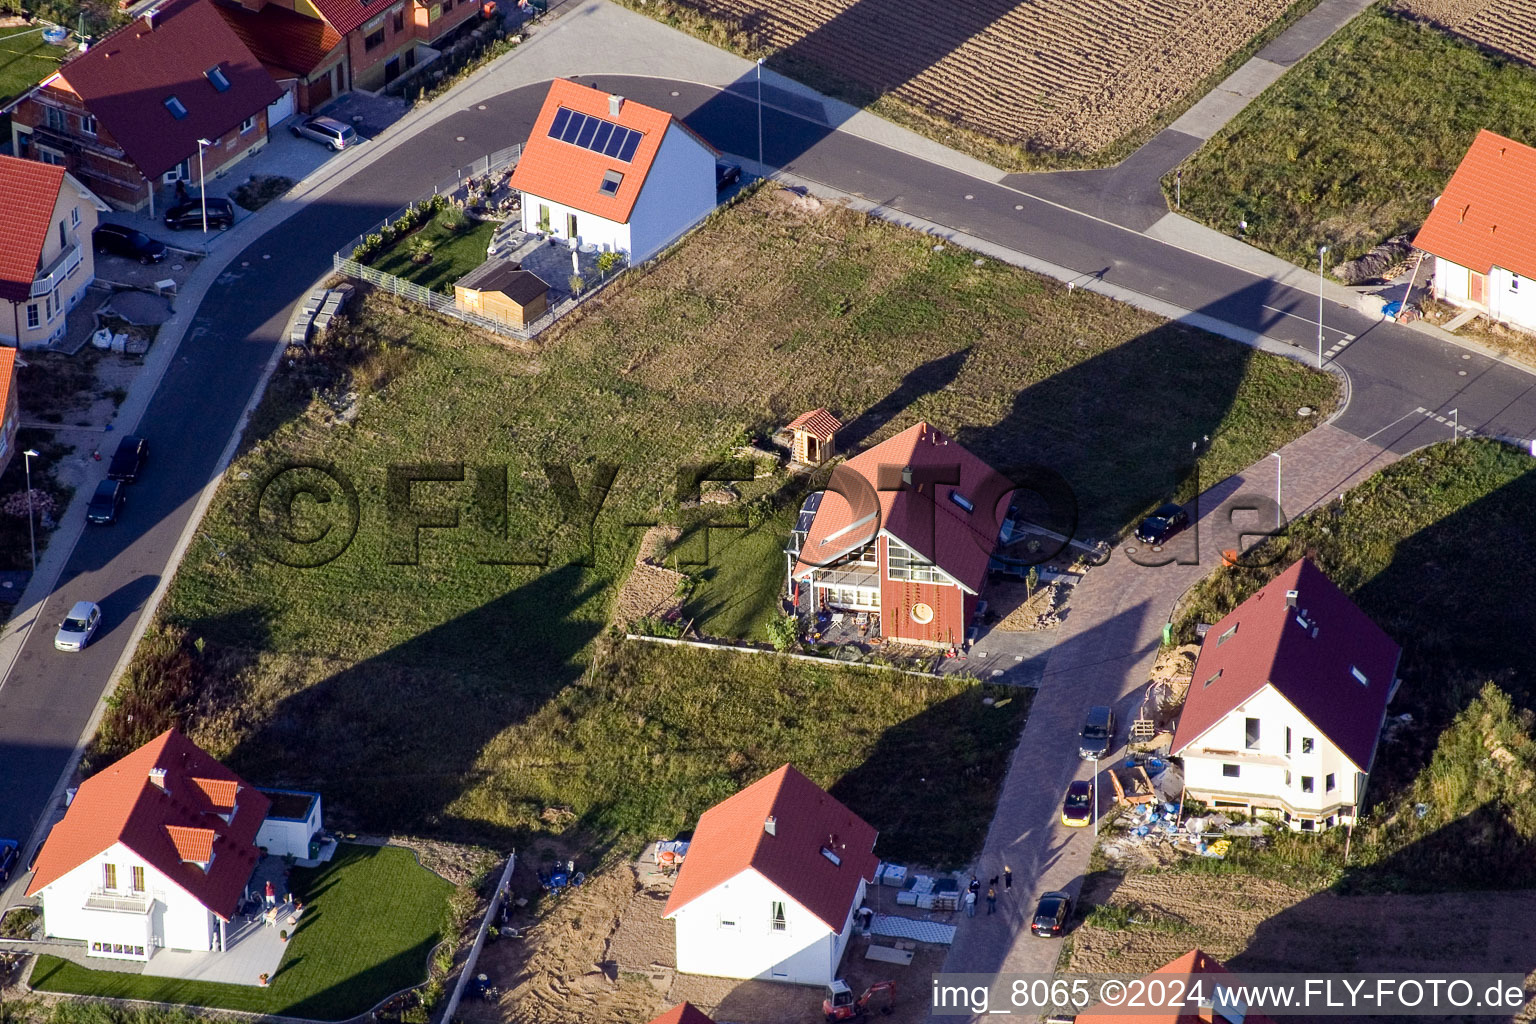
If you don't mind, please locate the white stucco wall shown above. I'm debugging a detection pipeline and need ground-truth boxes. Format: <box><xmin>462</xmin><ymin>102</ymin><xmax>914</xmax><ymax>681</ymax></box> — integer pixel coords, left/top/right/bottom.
<box><xmin>256</xmin><ymin>790</ymin><xmax>323</xmax><ymax>859</ymax></box>
<box><xmin>669</xmin><ymin>868</ymin><xmax>852</xmax><ymax>986</ymax></box>
<box><xmin>1180</xmin><ymin>685</ymin><xmax>1361</xmax><ymax>827</ymax></box>
<box><xmin>37</xmin><ymin>840</ymin><xmax>217</xmax><ymax>954</ymax></box>
<box><xmin>1486</xmin><ymin>265</ymin><xmax>1536</xmax><ymax>330</ymax></box>
<box><xmin>2</xmin><ymin>176</ymin><xmax>103</xmax><ymax>348</ymax></box>
<box><xmin>626</xmin><ymin>124</ymin><xmax>716</xmax><ymax>262</ymax></box>
<box><xmin>519</xmin><ymin>194</ymin><xmax>630</xmax><ymax>256</ymax></box>
<box><xmin>1433</xmin><ymin>256</ymin><xmax>1472</xmax><ymax>304</ymax></box>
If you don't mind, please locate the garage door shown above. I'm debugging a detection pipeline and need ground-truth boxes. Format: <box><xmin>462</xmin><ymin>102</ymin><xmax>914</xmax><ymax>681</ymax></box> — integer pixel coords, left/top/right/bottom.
<box><xmin>267</xmin><ymin>86</ymin><xmax>296</xmax><ymax>128</ymax></box>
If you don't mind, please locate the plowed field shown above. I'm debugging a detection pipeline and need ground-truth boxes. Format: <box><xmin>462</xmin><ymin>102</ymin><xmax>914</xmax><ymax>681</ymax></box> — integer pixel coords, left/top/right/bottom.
<box><xmin>1395</xmin><ymin>0</ymin><xmax>1536</xmax><ymax>64</ymax></box>
<box><xmin>653</xmin><ymin>0</ymin><xmax>1296</xmax><ymax>155</ymax></box>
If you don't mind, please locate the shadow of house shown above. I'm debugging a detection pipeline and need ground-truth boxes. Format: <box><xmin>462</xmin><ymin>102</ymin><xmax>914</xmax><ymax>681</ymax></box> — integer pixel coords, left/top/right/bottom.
<box><xmin>223</xmin><ymin>564</ymin><xmax>604</xmax><ymax>842</ymax></box>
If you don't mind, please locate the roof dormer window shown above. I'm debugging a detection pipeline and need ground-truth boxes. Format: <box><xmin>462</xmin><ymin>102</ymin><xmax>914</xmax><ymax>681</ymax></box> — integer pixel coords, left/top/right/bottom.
<box><xmin>820</xmin><ymin>847</ymin><xmax>841</xmax><ymax>866</ymax></box>
<box><xmin>205</xmin><ymin>65</ymin><xmax>231</xmax><ymax>92</ymax></box>
<box><xmin>599</xmin><ymin>169</ymin><xmax>623</xmax><ymax>195</ymax></box>
<box><xmin>164</xmin><ymin>96</ymin><xmax>188</xmax><ymax>119</ymax></box>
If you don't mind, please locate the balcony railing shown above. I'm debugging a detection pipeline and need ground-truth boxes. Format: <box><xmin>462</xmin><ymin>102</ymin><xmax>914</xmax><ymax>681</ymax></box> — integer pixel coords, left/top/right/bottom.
<box><xmin>83</xmin><ymin>890</ymin><xmax>152</xmax><ymax>914</ymax></box>
<box><xmin>32</xmin><ymin>241</ymin><xmax>81</xmax><ymax>297</ymax></box>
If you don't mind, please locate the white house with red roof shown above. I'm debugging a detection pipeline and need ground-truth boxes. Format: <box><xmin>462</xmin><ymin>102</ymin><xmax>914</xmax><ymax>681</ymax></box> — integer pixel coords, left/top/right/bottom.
<box><xmin>0</xmin><ymin>154</ymin><xmax>109</xmax><ymax>348</ymax></box>
<box><xmin>1413</xmin><ymin>129</ymin><xmax>1536</xmax><ymax>332</ymax></box>
<box><xmin>27</xmin><ymin>729</ymin><xmax>280</xmax><ymax>959</ymax></box>
<box><xmin>662</xmin><ymin>764</ymin><xmax>878</xmax><ymax>987</ymax></box>
<box><xmin>1171</xmin><ymin>560</ymin><xmax>1401</xmax><ymax>832</ymax></box>
<box><xmin>1078</xmin><ymin>948</ymin><xmax>1276</xmax><ymax>1024</ymax></box>
<box><xmin>509</xmin><ymin>79</ymin><xmax>718</xmax><ymax>262</ymax></box>
<box><xmin>788</xmin><ymin>421</ymin><xmax>1009</xmax><ymax>648</ymax></box>
<box><xmin>0</xmin><ymin>348</ymin><xmax>18</xmax><ymax>480</ymax></box>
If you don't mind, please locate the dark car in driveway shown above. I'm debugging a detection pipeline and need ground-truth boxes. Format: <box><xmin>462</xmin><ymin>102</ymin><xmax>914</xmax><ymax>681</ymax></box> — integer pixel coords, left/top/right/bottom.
<box><xmin>1079</xmin><ymin>705</ymin><xmax>1116</xmax><ymax>760</ymax></box>
<box><xmin>93</xmin><ymin>223</ymin><xmax>167</xmax><ymax>264</ymax></box>
<box><xmin>1031</xmin><ymin>891</ymin><xmax>1072</xmax><ymax>937</ymax></box>
<box><xmin>164</xmin><ymin>197</ymin><xmax>235</xmax><ymax>230</ymax></box>
<box><xmin>715</xmin><ymin>159</ymin><xmax>742</xmax><ymax>190</ymax></box>
<box><xmin>107</xmin><ymin>436</ymin><xmax>148</xmax><ymax>483</ymax></box>
<box><xmin>1135</xmin><ymin>502</ymin><xmax>1190</xmax><ymax>545</ymax></box>
<box><xmin>86</xmin><ymin>479</ymin><xmax>125</xmax><ymax>524</ymax></box>
<box><xmin>0</xmin><ymin>839</ymin><xmax>18</xmax><ymax>884</ymax></box>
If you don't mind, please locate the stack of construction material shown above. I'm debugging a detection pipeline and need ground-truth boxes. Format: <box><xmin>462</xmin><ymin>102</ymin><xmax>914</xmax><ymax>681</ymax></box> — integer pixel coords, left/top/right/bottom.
<box><xmin>895</xmin><ymin>875</ymin><xmax>934</xmax><ymax>907</ymax></box>
<box><xmin>880</xmin><ymin>862</ymin><xmax>907</xmax><ymax>888</ymax></box>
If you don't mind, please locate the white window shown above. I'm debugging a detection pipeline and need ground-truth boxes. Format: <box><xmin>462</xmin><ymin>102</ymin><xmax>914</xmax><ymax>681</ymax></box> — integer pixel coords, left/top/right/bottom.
<box><xmin>240</xmin><ymin>115</ymin><xmax>256</xmax><ymax>134</ymax></box>
<box><xmin>1301</xmin><ymin>736</ymin><xmax>1314</xmax><ymax>754</ymax></box>
<box><xmin>1325</xmin><ymin>773</ymin><xmax>1336</xmax><ymax>792</ymax></box>
<box><xmin>1350</xmin><ymin>665</ymin><xmax>1368</xmax><ymax>685</ymax></box>
<box><xmin>1204</xmin><ymin>668</ymin><xmax>1222</xmax><ymax>688</ymax></box>
<box><xmin>948</xmin><ymin>491</ymin><xmax>974</xmax><ymax>513</ymax></box>
<box><xmin>26</xmin><ymin>304</ymin><xmax>40</xmax><ymax>329</ymax></box>
<box><xmin>770</xmin><ymin>901</ymin><xmax>786</xmax><ymax>931</ymax></box>
<box><xmin>70</xmin><ymin>206</ymin><xmax>80</xmax><ymax>227</ymax></box>
<box><xmin>48</xmin><ymin>288</ymin><xmax>60</xmax><ymax>319</ymax></box>
<box><xmin>1244</xmin><ymin>717</ymin><xmax>1260</xmax><ymax>750</ymax></box>
<box><xmin>80</xmin><ymin>113</ymin><xmax>96</xmax><ymax>135</ymax></box>
<box><xmin>131</xmin><ymin>866</ymin><xmax>145</xmax><ymax>891</ymax></box>
<box><xmin>1222</xmin><ymin>763</ymin><xmax>1240</xmax><ymax>778</ymax></box>
<box><xmin>1301</xmin><ymin>776</ymin><xmax>1314</xmax><ymax>794</ymax></box>
<box><xmin>887</xmin><ymin>537</ymin><xmax>943</xmax><ymax>583</ymax></box>
<box><xmin>44</xmin><ymin>105</ymin><xmax>66</xmax><ymax>131</ymax></box>
<box><xmin>1217</xmin><ymin>623</ymin><xmax>1237</xmax><ymax>646</ymax></box>
<box><xmin>102</xmin><ymin>863</ymin><xmax>117</xmax><ymax>890</ymax></box>
<box><xmin>35</xmin><ymin>145</ymin><xmax>66</xmax><ymax>167</ymax></box>
<box><xmin>718</xmin><ymin>916</ymin><xmax>736</xmax><ymax>930</ymax></box>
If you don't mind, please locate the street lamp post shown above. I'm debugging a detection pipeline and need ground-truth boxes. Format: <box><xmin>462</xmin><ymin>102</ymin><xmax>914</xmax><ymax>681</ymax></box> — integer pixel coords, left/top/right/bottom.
<box><xmin>756</xmin><ymin>58</ymin><xmax>764</xmax><ymax>173</ymax></box>
<box><xmin>1450</xmin><ymin>408</ymin><xmax>1459</xmax><ymax>444</ymax></box>
<box><xmin>22</xmin><ymin>448</ymin><xmax>40</xmax><ymax>572</ymax></box>
<box><xmin>1270</xmin><ymin>451</ymin><xmax>1282</xmax><ymax>531</ymax></box>
<box><xmin>197</xmin><ymin>137</ymin><xmax>214</xmax><ymax>233</ymax></box>
<box><xmin>1317</xmin><ymin>245</ymin><xmax>1329</xmax><ymax>368</ymax></box>
<box><xmin>1092</xmin><ymin>757</ymin><xmax>1099</xmax><ymax>836</ymax></box>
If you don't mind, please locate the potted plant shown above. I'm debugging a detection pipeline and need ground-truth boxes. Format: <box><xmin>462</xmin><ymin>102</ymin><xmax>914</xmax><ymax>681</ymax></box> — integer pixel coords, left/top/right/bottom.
<box><xmin>280</xmin><ymin>929</ymin><xmax>289</xmax><ymax>943</ymax></box>
<box><xmin>259</xmin><ymin>973</ymin><xmax>270</xmax><ymax>987</ymax></box>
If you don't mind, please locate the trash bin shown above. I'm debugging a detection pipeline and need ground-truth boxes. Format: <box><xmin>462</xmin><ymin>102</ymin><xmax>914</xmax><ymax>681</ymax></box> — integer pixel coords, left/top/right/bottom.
<box><xmin>308</xmin><ymin>839</ymin><xmax>320</xmax><ymax>859</ymax></box>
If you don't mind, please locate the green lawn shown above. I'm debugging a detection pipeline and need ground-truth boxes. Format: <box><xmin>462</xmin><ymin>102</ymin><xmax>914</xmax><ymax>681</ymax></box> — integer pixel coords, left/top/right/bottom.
<box><xmin>29</xmin><ymin>845</ymin><xmax>452</xmax><ymax>1020</ymax></box>
<box><xmin>111</xmin><ymin>189</ymin><xmax>1333</xmax><ymax>850</ymax></box>
<box><xmin>0</xmin><ymin>24</ymin><xmax>62</xmax><ymax>108</ymax></box>
<box><xmin>1171</xmin><ymin>438</ymin><xmax>1536</xmax><ymax>890</ymax></box>
<box><xmin>370</xmin><ymin>215</ymin><xmax>496</xmax><ymax>293</ymax></box>
<box><xmin>1170</xmin><ymin>7</ymin><xmax>1536</xmax><ymax>269</ymax></box>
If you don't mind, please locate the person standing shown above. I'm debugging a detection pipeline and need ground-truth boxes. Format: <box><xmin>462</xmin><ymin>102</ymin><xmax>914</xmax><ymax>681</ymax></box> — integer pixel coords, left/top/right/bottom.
<box><xmin>1004</xmin><ymin>865</ymin><xmax>1012</xmax><ymax>893</ymax></box>
<box><xmin>968</xmin><ymin>876</ymin><xmax>981</xmax><ymax>898</ymax></box>
<box><xmin>964</xmin><ymin>890</ymin><xmax>977</xmax><ymax>918</ymax></box>
<box><xmin>987</xmin><ymin>887</ymin><xmax>997</xmax><ymax>915</ymax></box>
<box><xmin>264</xmin><ymin>881</ymin><xmax>276</xmax><ymax>907</ymax></box>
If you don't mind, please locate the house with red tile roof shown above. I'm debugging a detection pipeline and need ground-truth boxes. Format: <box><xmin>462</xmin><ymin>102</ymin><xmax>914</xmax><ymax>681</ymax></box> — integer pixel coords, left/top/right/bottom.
<box><xmin>213</xmin><ymin>0</ymin><xmax>346</xmax><ymax>116</ymax></box>
<box><xmin>662</xmin><ymin>764</ymin><xmax>878</xmax><ymax>987</ymax></box>
<box><xmin>5</xmin><ymin>0</ymin><xmax>281</xmax><ymax>213</ymax></box>
<box><xmin>1171</xmin><ymin>559</ymin><xmax>1401</xmax><ymax>832</ymax></box>
<box><xmin>646</xmin><ymin>1005</ymin><xmax>716</xmax><ymax>1024</ymax></box>
<box><xmin>1077</xmin><ymin>948</ymin><xmax>1279</xmax><ymax>1024</ymax></box>
<box><xmin>0</xmin><ymin>154</ymin><xmax>110</xmax><ymax>348</ymax></box>
<box><xmin>510</xmin><ymin>79</ymin><xmax>719</xmax><ymax>262</ymax></box>
<box><xmin>787</xmin><ymin>421</ymin><xmax>1010</xmax><ymax>648</ymax></box>
<box><xmin>1414</xmin><ymin>130</ymin><xmax>1536</xmax><ymax>333</ymax></box>
<box><xmin>26</xmin><ymin>729</ymin><xmax>278</xmax><ymax>960</ymax></box>
<box><xmin>0</xmin><ymin>348</ymin><xmax>18</xmax><ymax>480</ymax></box>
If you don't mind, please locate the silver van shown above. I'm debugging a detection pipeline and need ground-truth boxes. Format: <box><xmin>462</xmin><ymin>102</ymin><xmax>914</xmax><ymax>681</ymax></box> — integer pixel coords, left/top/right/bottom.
<box><xmin>291</xmin><ymin>115</ymin><xmax>357</xmax><ymax>151</ymax></box>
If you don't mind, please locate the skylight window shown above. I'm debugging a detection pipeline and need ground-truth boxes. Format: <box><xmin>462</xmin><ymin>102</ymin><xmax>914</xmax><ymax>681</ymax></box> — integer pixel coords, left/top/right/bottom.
<box><xmin>1217</xmin><ymin>623</ymin><xmax>1237</xmax><ymax>646</ymax></box>
<box><xmin>948</xmin><ymin>491</ymin><xmax>974</xmax><ymax>513</ymax></box>
<box><xmin>164</xmin><ymin>96</ymin><xmax>188</xmax><ymax>119</ymax></box>
<box><xmin>820</xmin><ymin>847</ymin><xmax>842</xmax><ymax>866</ymax></box>
<box><xmin>1351</xmin><ymin>665</ymin><xmax>1369</xmax><ymax>686</ymax></box>
<box><xmin>205</xmin><ymin>65</ymin><xmax>231</xmax><ymax>92</ymax></box>
<box><xmin>599</xmin><ymin>169</ymin><xmax>623</xmax><ymax>195</ymax></box>
<box><xmin>1204</xmin><ymin>668</ymin><xmax>1223</xmax><ymax>688</ymax></box>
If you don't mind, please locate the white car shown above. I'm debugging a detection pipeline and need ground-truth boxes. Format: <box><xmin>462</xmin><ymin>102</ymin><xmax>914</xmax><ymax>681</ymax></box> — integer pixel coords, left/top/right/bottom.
<box><xmin>54</xmin><ymin>601</ymin><xmax>101</xmax><ymax>652</ymax></box>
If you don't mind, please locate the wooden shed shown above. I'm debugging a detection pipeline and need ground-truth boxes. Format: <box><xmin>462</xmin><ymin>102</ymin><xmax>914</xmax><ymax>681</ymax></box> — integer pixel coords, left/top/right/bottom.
<box><xmin>454</xmin><ymin>262</ymin><xmax>551</xmax><ymax>329</ymax></box>
<box><xmin>786</xmin><ymin>408</ymin><xmax>841</xmax><ymax>464</ymax></box>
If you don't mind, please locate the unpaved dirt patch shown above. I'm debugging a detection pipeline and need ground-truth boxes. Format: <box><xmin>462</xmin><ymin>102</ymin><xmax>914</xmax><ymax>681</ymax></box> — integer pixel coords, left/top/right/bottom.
<box><xmin>613</xmin><ymin>527</ymin><xmax>686</xmax><ymax>628</ymax></box>
<box><xmin>1393</xmin><ymin>0</ymin><xmax>1536</xmax><ymax>70</ymax></box>
<box><xmin>989</xmin><ymin>580</ymin><xmax>1065</xmax><ymax>632</ymax></box>
<box><xmin>1071</xmin><ymin>869</ymin><xmax>1536</xmax><ymax>983</ymax></box>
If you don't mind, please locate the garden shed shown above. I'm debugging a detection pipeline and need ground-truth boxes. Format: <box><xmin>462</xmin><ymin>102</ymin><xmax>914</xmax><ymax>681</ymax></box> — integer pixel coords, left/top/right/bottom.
<box><xmin>453</xmin><ymin>261</ymin><xmax>551</xmax><ymax>328</ymax></box>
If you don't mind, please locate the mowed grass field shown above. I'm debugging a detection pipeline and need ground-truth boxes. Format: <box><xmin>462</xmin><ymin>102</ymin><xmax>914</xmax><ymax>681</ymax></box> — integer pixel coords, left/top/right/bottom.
<box><xmin>1170</xmin><ymin>6</ymin><xmax>1536</xmax><ymax>268</ymax></box>
<box><xmin>140</xmin><ymin>189</ymin><xmax>1332</xmax><ymax>854</ymax></box>
<box><xmin>0</xmin><ymin>24</ymin><xmax>62</xmax><ymax>107</ymax></box>
<box><xmin>30</xmin><ymin>845</ymin><xmax>452</xmax><ymax>1020</ymax></box>
<box><xmin>1174</xmin><ymin>439</ymin><xmax>1536</xmax><ymax>890</ymax></box>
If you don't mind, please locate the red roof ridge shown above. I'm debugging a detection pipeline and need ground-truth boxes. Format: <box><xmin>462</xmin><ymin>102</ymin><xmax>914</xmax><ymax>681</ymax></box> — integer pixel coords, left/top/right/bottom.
<box><xmin>788</xmin><ymin>408</ymin><xmax>842</xmax><ymax>438</ymax></box>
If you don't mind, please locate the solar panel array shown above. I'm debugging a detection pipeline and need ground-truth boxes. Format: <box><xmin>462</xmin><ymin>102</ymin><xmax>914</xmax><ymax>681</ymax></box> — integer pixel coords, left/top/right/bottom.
<box><xmin>548</xmin><ymin>107</ymin><xmax>642</xmax><ymax>162</ymax></box>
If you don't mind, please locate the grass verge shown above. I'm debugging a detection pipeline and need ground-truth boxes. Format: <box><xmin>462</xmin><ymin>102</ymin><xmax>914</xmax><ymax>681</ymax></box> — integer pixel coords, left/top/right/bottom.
<box><xmin>28</xmin><ymin>845</ymin><xmax>452</xmax><ymax>1021</ymax></box>
<box><xmin>1169</xmin><ymin>6</ymin><xmax>1536</xmax><ymax>268</ymax></box>
<box><xmin>1172</xmin><ymin>438</ymin><xmax>1536</xmax><ymax>889</ymax></box>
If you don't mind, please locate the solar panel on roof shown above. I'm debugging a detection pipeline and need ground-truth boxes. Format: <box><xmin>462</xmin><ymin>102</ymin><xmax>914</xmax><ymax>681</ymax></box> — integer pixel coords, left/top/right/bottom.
<box><xmin>546</xmin><ymin>106</ymin><xmax>644</xmax><ymax>163</ymax></box>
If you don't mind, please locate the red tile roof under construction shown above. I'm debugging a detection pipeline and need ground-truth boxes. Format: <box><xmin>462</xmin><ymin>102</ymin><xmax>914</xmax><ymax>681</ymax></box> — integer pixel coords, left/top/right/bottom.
<box><xmin>214</xmin><ymin>0</ymin><xmax>342</xmax><ymax>76</ymax></box>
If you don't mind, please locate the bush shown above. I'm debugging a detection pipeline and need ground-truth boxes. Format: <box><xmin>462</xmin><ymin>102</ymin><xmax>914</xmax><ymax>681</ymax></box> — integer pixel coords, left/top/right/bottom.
<box><xmin>595</xmin><ymin>251</ymin><xmax>625</xmax><ymax>274</ymax></box>
<box><xmin>635</xmin><ymin>617</ymin><xmax>684</xmax><ymax>638</ymax></box>
<box><xmin>0</xmin><ymin>906</ymin><xmax>39</xmax><ymax>938</ymax></box>
<box><xmin>767</xmin><ymin>614</ymin><xmax>799</xmax><ymax>652</ymax></box>
<box><xmin>568</xmin><ymin>274</ymin><xmax>585</xmax><ymax>295</ymax></box>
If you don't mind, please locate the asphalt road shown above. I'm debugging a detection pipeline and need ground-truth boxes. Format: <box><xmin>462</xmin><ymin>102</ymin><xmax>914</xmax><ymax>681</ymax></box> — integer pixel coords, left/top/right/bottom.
<box><xmin>3</xmin><ymin>72</ymin><xmax>1534</xmax><ymax>854</ymax></box>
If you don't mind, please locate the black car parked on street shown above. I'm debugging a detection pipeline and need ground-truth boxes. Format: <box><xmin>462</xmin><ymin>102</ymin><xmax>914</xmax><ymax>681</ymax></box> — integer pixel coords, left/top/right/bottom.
<box><xmin>107</xmin><ymin>436</ymin><xmax>148</xmax><ymax>483</ymax></box>
<box><xmin>164</xmin><ymin>197</ymin><xmax>235</xmax><ymax>230</ymax></box>
<box><xmin>86</xmin><ymin>479</ymin><xmax>126</xmax><ymax>525</ymax></box>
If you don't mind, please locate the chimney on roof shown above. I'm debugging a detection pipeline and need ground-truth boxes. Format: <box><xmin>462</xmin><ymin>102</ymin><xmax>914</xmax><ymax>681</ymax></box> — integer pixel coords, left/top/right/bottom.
<box><xmin>609</xmin><ymin>94</ymin><xmax>623</xmax><ymax>117</ymax></box>
<box><xmin>141</xmin><ymin>3</ymin><xmax>159</xmax><ymax>29</ymax></box>
<box><xmin>1285</xmin><ymin>589</ymin><xmax>1298</xmax><ymax>608</ymax></box>
<box><xmin>763</xmin><ymin>815</ymin><xmax>776</xmax><ymax>836</ymax></box>
<box><xmin>901</xmin><ymin>465</ymin><xmax>913</xmax><ymax>488</ymax></box>
<box><xmin>148</xmin><ymin>767</ymin><xmax>168</xmax><ymax>792</ymax></box>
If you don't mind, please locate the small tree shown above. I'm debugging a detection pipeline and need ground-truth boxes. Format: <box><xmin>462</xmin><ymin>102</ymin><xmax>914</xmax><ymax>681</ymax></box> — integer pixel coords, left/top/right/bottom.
<box><xmin>1026</xmin><ymin>565</ymin><xmax>1039</xmax><ymax>598</ymax></box>
<box><xmin>568</xmin><ymin>274</ymin><xmax>585</xmax><ymax>296</ymax></box>
<box><xmin>595</xmin><ymin>250</ymin><xmax>625</xmax><ymax>274</ymax></box>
